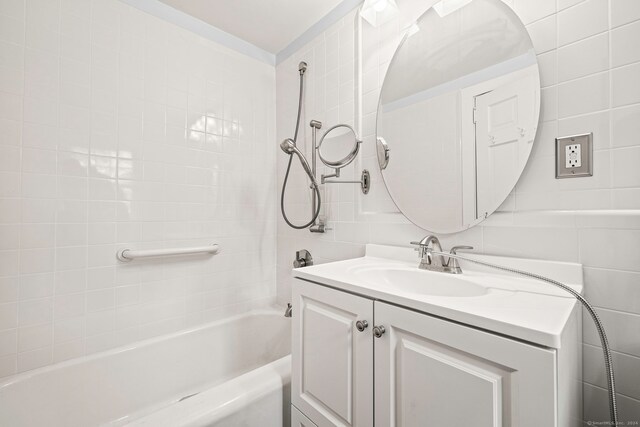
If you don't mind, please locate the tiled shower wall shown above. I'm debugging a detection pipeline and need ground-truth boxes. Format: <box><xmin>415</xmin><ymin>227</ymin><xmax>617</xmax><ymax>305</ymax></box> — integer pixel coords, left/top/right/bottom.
<box><xmin>276</xmin><ymin>0</ymin><xmax>640</xmax><ymax>422</ymax></box>
<box><xmin>0</xmin><ymin>0</ymin><xmax>276</xmax><ymax>378</ymax></box>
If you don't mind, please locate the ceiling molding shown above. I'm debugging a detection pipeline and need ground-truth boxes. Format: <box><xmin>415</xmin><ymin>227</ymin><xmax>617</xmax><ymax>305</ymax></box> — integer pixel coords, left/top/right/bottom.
<box><xmin>118</xmin><ymin>0</ymin><xmax>364</xmax><ymax>67</ymax></box>
<box><xmin>276</xmin><ymin>0</ymin><xmax>364</xmax><ymax>65</ymax></box>
<box><xmin>118</xmin><ymin>0</ymin><xmax>276</xmax><ymax>65</ymax></box>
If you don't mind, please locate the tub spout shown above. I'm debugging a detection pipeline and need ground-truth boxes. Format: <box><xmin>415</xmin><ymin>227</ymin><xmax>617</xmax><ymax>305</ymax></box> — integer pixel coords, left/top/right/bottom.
<box><xmin>284</xmin><ymin>303</ymin><xmax>292</xmax><ymax>318</ymax></box>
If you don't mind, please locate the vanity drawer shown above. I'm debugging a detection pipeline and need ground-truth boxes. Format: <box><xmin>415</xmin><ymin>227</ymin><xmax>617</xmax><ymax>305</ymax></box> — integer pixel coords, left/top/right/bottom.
<box><xmin>292</xmin><ymin>405</ymin><xmax>319</xmax><ymax>427</ymax></box>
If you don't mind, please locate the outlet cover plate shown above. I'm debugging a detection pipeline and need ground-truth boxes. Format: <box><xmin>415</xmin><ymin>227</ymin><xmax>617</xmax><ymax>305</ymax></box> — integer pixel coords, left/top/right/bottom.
<box><xmin>556</xmin><ymin>133</ymin><xmax>593</xmax><ymax>179</ymax></box>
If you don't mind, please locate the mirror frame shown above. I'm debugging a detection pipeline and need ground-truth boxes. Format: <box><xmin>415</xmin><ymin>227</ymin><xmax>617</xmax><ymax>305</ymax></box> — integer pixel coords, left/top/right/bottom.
<box><xmin>317</xmin><ymin>124</ymin><xmax>362</xmax><ymax>169</ymax></box>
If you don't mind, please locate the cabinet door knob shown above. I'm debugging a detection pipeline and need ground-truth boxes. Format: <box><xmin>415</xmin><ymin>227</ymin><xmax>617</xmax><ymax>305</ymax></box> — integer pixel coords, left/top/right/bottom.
<box><xmin>355</xmin><ymin>320</ymin><xmax>368</xmax><ymax>332</ymax></box>
<box><xmin>373</xmin><ymin>325</ymin><xmax>386</xmax><ymax>338</ymax></box>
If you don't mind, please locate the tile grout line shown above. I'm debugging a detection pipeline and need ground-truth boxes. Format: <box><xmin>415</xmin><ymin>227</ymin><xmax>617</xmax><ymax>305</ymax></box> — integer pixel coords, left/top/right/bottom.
<box><xmin>607</xmin><ymin>0</ymin><xmax>614</xmax><ymax>207</ymax></box>
<box><xmin>14</xmin><ymin>0</ymin><xmax>28</xmax><ymax>377</ymax></box>
<box><xmin>583</xmin><ymin>381</ymin><xmax>640</xmax><ymax>403</ymax></box>
<box><xmin>583</xmin><ymin>341</ymin><xmax>640</xmax><ymax>361</ymax></box>
<box><xmin>82</xmin><ymin>0</ymin><xmax>97</xmax><ymax>359</ymax></box>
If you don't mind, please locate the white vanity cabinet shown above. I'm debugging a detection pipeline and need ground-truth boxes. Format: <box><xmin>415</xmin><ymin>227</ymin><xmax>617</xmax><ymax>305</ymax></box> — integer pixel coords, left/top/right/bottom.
<box><xmin>292</xmin><ymin>276</ymin><xmax>580</xmax><ymax>427</ymax></box>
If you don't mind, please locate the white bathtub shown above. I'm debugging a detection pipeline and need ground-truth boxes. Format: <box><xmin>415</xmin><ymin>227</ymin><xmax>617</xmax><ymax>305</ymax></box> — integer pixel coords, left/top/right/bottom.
<box><xmin>0</xmin><ymin>310</ymin><xmax>291</xmax><ymax>427</ymax></box>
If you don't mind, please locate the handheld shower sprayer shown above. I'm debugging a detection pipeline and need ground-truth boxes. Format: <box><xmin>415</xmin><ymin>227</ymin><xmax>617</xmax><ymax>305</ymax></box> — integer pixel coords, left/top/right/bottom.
<box><xmin>280</xmin><ymin>62</ymin><xmax>322</xmax><ymax>230</ymax></box>
<box><xmin>279</xmin><ymin>138</ymin><xmax>296</xmax><ymax>154</ymax></box>
<box><xmin>280</xmin><ymin>138</ymin><xmax>317</xmax><ymax>187</ymax></box>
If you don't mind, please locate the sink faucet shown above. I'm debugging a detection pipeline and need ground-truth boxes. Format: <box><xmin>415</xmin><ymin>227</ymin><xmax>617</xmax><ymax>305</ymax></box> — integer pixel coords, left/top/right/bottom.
<box><xmin>410</xmin><ymin>235</ymin><xmax>473</xmax><ymax>274</ymax></box>
<box><xmin>412</xmin><ymin>235</ymin><xmax>446</xmax><ymax>270</ymax></box>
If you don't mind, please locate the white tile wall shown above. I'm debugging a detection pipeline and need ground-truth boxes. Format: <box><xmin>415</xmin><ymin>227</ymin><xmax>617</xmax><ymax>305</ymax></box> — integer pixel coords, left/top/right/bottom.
<box><xmin>0</xmin><ymin>0</ymin><xmax>277</xmax><ymax>377</ymax></box>
<box><xmin>276</xmin><ymin>0</ymin><xmax>640</xmax><ymax>423</ymax></box>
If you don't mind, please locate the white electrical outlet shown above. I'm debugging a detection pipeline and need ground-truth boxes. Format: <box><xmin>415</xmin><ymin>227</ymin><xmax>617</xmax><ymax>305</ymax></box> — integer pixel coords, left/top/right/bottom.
<box><xmin>556</xmin><ymin>133</ymin><xmax>593</xmax><ymax>179</ymax></box>
<box><xmin>565</xmin><ymin>144</ymin><xmax>581</xmax><ymax>168</ymax></box>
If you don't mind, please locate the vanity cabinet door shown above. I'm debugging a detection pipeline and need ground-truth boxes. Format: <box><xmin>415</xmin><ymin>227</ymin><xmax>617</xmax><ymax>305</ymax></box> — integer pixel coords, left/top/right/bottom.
<box><xmin>292</xmin><ymin>278</ymin><xmax>374</xmax><ymax>427</ymax></box>
<box><xmin>374</xmin><ymin>301</ymin><xmax>556</xmax><ymax>427</ymax></box>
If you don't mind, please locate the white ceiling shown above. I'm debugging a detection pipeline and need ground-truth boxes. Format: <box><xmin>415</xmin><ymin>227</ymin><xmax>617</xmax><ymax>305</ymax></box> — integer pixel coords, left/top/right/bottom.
<box><xmin>158</xmin><ymin>0</ymin><xmax>346</xmax><ymax>54</ymax></box>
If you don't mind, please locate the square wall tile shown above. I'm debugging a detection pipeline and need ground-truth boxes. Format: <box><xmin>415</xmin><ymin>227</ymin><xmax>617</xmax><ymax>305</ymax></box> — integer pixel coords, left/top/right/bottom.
<box><xmin>558</xmin><ymin>72</ymin><xmax>609</xmax><ymax>118</ymax></box>
<box><xmin>612</xmin><ymin>104</ymin><xmax>640</xmax><ymax>148</ymax></box>
<box><xmin>611</xmin><ymin>20</ymin><xmax>640</xmax><ymax>67</ymax></box>
<box><xmin>558</xmin><ymin>0</ymin><xmax>608</xmax><ymax>46</ymax></box>
<box><xmin>557</xmin><ymin>33</ymin><xmax>608</xmax><ymax>82</ymax></box>
<box><xmin>611</xmin><ymin>0</ymin><xmax>640</xmax><ymax>28</ymax></box>
<box><xmin>612</xmin><ymin>62</ymin><xmax>640</xmax><ymax>108</ymax></box>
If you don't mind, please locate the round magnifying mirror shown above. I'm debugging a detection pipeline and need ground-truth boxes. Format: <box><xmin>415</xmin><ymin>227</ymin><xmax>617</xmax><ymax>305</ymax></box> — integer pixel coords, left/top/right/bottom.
<box><xmin>317</xmin><ymin>124</ymin><xmax>361</xmax><ymax>169</ymax></box>
<box><xmin>377</xmin><ymin>0</ymin><xmax>540</xmax><ymax>233</ymax></box>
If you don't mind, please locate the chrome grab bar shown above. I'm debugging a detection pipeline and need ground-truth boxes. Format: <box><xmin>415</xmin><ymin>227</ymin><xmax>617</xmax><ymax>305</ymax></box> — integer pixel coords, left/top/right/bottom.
<box><xmin>117</xmin><ymin>244</ymin><xmax>220</xmax><ymax>262</ymax></box>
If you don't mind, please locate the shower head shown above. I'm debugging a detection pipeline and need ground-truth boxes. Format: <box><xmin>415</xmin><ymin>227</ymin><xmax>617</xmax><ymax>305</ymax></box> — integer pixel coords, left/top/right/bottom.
<box><xmin>280</xmin><ymin>138</ymin><xmax>296</xmax><ymax>154</ymax></box>
<box><xmin>280</xmin><ymin>138</ymin><xmax>317</xmax><ymax>186</ymax></box>
<box><xmin>299</xmin><ymin>61</ymin><xmax>307</xmax><ymax>75</ymax></box>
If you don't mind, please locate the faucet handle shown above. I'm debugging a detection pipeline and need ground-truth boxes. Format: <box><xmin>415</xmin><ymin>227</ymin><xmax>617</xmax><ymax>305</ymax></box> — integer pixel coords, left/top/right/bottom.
<box><xmin>445</xmin><ymin>246</ymin><xmax>473</xmax><ymax>273</ymax></box>
<box><xmin>410</xmin><ymin>241</ymin><xmax>428</xmax><ymax>257</ymax></box>
<box><xmin>409</xmin><ymin>241</ymin><xmax>423</xmax><ymax>252</ymax></box>
<box><xmin>450</xmin><ymin>245</ymin><xmax>473</xmax><ymax>255</ymax></box>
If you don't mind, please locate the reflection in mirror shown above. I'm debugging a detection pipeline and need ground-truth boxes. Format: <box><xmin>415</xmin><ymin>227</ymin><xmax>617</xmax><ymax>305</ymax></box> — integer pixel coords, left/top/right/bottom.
<box><xmin>376</xmin><ymin>137</ymin><xmax>390</xmax><ymax>170</ymax></box>
<box><xmin>377</xmin><ymin>0</ymin><xmax>540</xmax><ymax>233</ymax></box>
<box><xmin>317</xmin><ymin>124</ymin><xmax>361</xmax><ymax>169</ymax></box>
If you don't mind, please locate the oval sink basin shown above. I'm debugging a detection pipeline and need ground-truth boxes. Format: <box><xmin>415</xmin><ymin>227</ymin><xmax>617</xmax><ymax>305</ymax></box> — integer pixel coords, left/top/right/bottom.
<box><xmin>352</xmin><ymin>267</ymin><xmax>488</xmax><ymax>297</ymax></box>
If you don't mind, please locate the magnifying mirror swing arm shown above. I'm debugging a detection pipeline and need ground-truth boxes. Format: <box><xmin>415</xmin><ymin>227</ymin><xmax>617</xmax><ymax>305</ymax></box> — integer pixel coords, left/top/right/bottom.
<box><xmin>310</xmin><ymin>120</ymin><xmax>371</xmax><ymax>195</ymax></box>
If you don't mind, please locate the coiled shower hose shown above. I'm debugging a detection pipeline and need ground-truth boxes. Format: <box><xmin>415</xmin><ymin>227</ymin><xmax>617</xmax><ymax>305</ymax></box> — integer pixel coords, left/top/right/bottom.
<box><xmin>281</xmin><ymin>155</ymin><xmax>321</xmax><ymax>229</ymax></box>
<box><xmin>280</xmin><ymin>64</ymin><xmax>321</xmax><ymax>229</ymax></box>
<box><xmin>430</xmin><ymin>250</ymin><xmax>619</xmax><ymax>425</ymax></box>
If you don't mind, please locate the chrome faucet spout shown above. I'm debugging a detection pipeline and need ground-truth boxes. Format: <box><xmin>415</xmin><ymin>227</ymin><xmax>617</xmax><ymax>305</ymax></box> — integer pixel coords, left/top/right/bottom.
<box><xmin>421</xmin><ymin>235</ymin><xmax>444</xmax><ymax>266</ymax></box>
<box><xmin>410</xmin><ymin>235</ymin><xmax>473</xmax><ymax>273</ymax></box>
<box><xmin>410</xmin><ymin>235</ymin><xmax>445</xmax><ymax>269</ymax></box>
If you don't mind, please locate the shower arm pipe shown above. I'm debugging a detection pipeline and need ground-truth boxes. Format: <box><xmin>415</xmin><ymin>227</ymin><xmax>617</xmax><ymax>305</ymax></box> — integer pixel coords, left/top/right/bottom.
<box><xmin>429</xmin><ymin>249</ymin><xmax>619</xmax><ymax>426</ymax></box>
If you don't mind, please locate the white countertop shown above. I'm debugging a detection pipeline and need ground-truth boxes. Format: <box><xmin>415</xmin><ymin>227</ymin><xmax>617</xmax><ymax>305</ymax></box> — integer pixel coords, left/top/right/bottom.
<box><xmin>293</xmin><ymin>244</ymin><xmax>583</xmax><ymax>349</ymax></box>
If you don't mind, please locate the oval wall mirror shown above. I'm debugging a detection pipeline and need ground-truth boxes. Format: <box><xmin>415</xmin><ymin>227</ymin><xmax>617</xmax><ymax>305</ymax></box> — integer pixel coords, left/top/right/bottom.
<box><xmin>318</xmin><ymin>124</ymin><xmax>362</xmax><ymax>169</ymax></box>
<box><xmin>376</xmin><ymin>0</ymin><xmax>540</xmax><ymax>233</ymax></box>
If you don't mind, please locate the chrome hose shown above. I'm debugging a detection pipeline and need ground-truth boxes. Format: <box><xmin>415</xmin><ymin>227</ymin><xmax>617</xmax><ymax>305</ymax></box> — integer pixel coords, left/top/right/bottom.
<box><xmin>292</xmin><ymin>65</ymin><xmax>303</xmax><ymax>142</ymax></box>
<box><xmin>281</xmin><ymin>154</ymin><xmax>321</xmax><ymax>229</ymax></box>
<box><xmin>280</xmin><ymin>64</ymin><xmax>322</xmax><ymax>229</ymax></box>
<box><xmin>430</xmin><ymin>250</ymin><xmax>618</xmax><ymax>425</ymax></box>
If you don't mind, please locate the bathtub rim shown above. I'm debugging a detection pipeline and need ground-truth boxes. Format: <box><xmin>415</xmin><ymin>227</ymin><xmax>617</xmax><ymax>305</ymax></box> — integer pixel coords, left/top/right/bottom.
<box><xmin>0</xmin><ymin>307</ymin><xmax>287</xmax><ymax>390</ymax></box>
<box><xmin>124</xmin><ymin>354</ymin><xmax>292</xmax><ymax>426</ymax></box>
